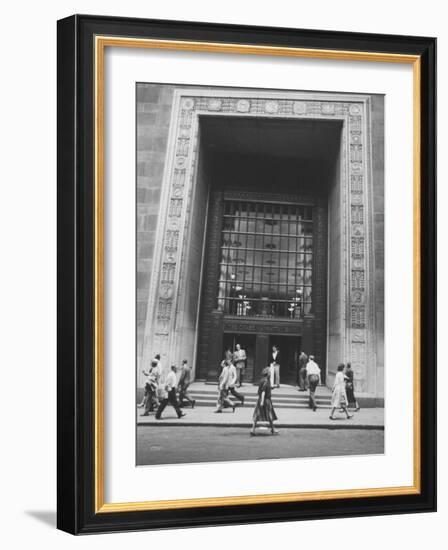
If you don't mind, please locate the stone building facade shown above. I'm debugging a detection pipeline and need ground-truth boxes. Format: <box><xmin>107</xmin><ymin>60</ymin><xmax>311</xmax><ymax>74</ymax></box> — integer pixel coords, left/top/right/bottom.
<box><xmin>136</xmin><ymin>84</ymin><xmax>384</xmax><ymax>402</ymax></box>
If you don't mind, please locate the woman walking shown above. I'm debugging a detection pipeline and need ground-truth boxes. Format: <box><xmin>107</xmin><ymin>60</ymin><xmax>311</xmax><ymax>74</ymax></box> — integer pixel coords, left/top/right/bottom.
<box><xmin>329</xmin><ymin>363</ymin><xmax>353</xmax><ymax>420</ymax></box>
<box><xmin>345</xmin><ymin>362</ymin><xmax>360</xmax><ymax>411</ymax></box>
<box><xmin>250</xmin><ymin>367</ymin><xmax>279</xmax><ymax>436</ymax></box>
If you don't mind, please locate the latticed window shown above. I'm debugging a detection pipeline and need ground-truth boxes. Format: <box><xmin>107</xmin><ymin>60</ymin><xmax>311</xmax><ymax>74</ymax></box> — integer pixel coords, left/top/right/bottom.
<box><xmin>217</xmin><ymin>200</ymin><xmax>313</xmax><ymax>318</ymax></box>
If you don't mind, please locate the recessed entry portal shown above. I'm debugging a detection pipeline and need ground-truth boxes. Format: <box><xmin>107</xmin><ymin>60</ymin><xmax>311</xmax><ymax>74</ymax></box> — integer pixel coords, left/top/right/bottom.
<box><xmin>196</xmin><ymin>116</ymin><xmax>342</xmax><ymax>384</ymax></box>
<box><xmin>140</xmin><ymin>88</ymin><xmax>382</xmax><ymax>400</ymax></box>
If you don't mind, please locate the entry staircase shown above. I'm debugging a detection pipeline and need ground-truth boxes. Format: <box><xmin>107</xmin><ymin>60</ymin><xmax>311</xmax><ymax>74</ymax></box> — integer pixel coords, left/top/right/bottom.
<box><xmin>187</xmin><ymin>382</ymin><xmax>332</xmax><ymax>410</ymax></box>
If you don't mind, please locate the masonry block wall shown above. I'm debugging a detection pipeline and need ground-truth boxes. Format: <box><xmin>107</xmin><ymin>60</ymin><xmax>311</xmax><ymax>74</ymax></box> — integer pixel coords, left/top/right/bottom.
<box><xmin>137</xmin><ymin>84</ymin><xmax>175</xmax><ymax>372</ymax></box>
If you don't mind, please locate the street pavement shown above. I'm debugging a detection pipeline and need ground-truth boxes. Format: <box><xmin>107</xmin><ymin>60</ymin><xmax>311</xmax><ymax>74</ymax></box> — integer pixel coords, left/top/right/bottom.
<box><xmin>137</xmin><ymin>425</ymin><xmax>384</xmax><ymax>465</ymax></box>
<box><xmin>137</xmin><ymin>405</ymin><xmax>384</xmax><ymax>429</ymax></box>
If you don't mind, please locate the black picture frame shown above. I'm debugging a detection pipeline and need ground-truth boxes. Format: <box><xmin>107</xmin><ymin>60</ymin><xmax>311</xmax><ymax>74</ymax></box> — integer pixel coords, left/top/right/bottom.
<box><xmin>57</xmin><ymin>14</ymin><xmax>436</xmax><ymax>534</ymax></box>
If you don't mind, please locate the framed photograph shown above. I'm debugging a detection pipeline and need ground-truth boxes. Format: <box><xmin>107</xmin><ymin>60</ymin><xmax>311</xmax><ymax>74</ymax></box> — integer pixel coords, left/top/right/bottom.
<box><xmin>57</xmin><ymin>14</ymin><xmax>436</xmax><ymax>534</ymax></box>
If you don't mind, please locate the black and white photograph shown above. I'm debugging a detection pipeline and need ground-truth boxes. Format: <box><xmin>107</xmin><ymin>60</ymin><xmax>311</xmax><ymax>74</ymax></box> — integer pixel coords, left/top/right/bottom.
<box><xmin>135</xmin><ymin>83</ymin><xmax>385</xmax><ymax>466</ymax></box>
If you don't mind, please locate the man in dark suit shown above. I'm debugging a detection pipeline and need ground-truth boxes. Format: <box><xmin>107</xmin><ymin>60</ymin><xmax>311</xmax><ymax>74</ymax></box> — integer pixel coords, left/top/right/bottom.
<box><xmin>270</xmin><ymin>345</ymin><xmax>281</xmax><ymax>388</ymax></box>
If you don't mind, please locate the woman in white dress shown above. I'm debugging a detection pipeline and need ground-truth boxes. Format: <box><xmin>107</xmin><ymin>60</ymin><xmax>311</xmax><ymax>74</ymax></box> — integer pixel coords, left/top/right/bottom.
<box><xmin>329</xmin><ymin>363</ymin><xmax>353</xmax><ymax>420</ymax></box>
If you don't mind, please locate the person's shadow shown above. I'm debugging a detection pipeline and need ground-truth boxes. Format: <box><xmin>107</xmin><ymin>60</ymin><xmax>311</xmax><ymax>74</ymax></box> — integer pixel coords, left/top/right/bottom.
<box><xmin>25</xmin><ymin>510</ymin><xmax>56</xmax><ymax>528</ymax></box>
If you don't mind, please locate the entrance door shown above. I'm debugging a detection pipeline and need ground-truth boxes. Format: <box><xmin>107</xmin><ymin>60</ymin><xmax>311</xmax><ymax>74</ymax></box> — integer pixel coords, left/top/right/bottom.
<box><xmin>268</xmin><ymin>335</ymin><xmax>301</xmax><ymax>386</ymax></box>
<box><xmin>222</xmin><ymin>333</ymin><xmax>256</xmax><ymax>384</ymax></box>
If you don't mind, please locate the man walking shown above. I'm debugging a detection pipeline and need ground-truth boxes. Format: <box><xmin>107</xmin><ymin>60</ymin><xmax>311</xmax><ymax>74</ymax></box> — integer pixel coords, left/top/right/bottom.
<box><xmin>306</xmin><ymin>355</ymin><xmax>321</xmax><ymax>411</ymax></box>
<box><xmin>140</xmin><ymin>360</ymin><xmax>160</xmax><ymax>416</ymax></box>
<box><xmin>228</xmin><ymin>360</ymin><xmax>245</xmax><ymax>406</ymax></box>
<box><xmin>297</xmin><ymin>350</ymin><xmax>309</xmax><ymax>391</ymax></box>
<box><xmin>155</xmin><ymin>365</ymin><xmax>186</xmax><ymax>420</ymax></box>
<box><xmin>215</xmin><ymin>360</ymin><xmax>235</xmax><ymax>413</ymax></box>
<box><xmin>178</xmin><ymin>359</ymin><xmax>195</xmax><ymax>408</ymax></box>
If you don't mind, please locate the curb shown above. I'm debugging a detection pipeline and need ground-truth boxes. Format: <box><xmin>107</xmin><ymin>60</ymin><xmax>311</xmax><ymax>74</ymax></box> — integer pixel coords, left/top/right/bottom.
<box><xmin>137</xmin><ymin>421</ymin><xmax>384</xmax><ymax>430</ymax></box>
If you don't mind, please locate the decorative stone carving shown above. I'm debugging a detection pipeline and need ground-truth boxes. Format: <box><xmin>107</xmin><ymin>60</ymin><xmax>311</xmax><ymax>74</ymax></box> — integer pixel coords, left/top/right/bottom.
<box><xmin>351</xmin><ymin>270</ymin><xmax>365</xmax><ymax>290</ymax></box>
<box><xmin>159</xmin><ymin>284</ymin><xmax>174</xmax><ymax>300</ymax></box>
<box><xmin>169</xmin><ymin>199</ymin><xmax>182</xmax><ymax>217</ymax></box>
<box><xmin>352</xmin><ymin>329</ymin><xmax>366</xmax><ymax>342</ymax></box>
<box><xmin>351</xmin><ymin>305</ymin><xmax>366</xmax><ymax>328</ymax></box>
<box><xmin>265</xmin><ymin>100</ymin><xmax>279</xmax><ymax>114</ymax></box>
<box><xmin>293</xmin><ymin>101</ymin><xmax>307</xmax><ymax>115</ymax></box>
<box><xmin>351</xmin><ymin>237</ymin><xmax>364</xmax><ymax>258</ymax></box>
<box><xmin>350</xmin><ymin>174</ymin><xmax>363</xmax><ymax>192</ymax></box>
<box><xmin>351</xmin><ymin>205</ymin><xmax>364</xmax><ymax>223</ymax></box>
<box><xmin>175</xmin><ymin>157</ymin><xmax>187</xmax><ymax>169</ymax></box>
<box><xmin>351</xmin><ymin>193</ymin><xmax>363</xmax><ymax>205</ymax></box>
<box><xmin>236</xmin><ymin>99</ymin><xmax>250</xmax><ymax>112</ymax></box>
<box><xmin>352</xmin><ymin>290</ymin><xmax>365</xmax><ymax>304</ymax></box>
<box><xmin>350</xmin><ymin>144</ymin><xmax>363</xmax><ymax>162</ymax></box>
<box><xmin>181</xmin><ymin>98</ymin><xmax>195</xmax><ymax>110</ymax></box>
<box><xmin>207</xmin><ymin>99</ymin><xmax>222</xmax><ymax>111</ymax></box>
<box><xmin>352</xmin><ymin>224</ymin><xmax>364</xmax><ymax>237</ymax></box>
<box><xmin>349</xmin><ymin>104</ymin><xmax>362</xmax><ymax>115</ymax></box>
<box><xmin>322</xmin><ymin>103</ymin><xmax>335</xmax><ymax>115</ymax></box>
<box><xmin>176</xmin><ymin>138</ymin><xmax>189</xmax><ymax>156</ymax></box>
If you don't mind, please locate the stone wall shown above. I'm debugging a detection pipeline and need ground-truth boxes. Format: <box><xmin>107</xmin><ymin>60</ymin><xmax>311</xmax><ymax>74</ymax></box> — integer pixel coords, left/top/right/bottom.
<box><xmin>136</xmin><ymin>84</ymin><xmax>175</xmax><ymax>377</ymax></box>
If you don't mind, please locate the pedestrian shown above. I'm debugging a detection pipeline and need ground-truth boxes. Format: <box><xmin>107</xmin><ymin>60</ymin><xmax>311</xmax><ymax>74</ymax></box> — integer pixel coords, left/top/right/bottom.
<box><xmin>306</xmin><ymin>355</ymin><xmax>321</xmax><ymax>411</ymax></box>
<box><xmin>139</xmin><ymin>360</ymin><xmax>160</xmax><ymax>415</ymax></box>
<box><xmin>269</xmin><ymin>344</ymin><xmax>281</xmax><ymax>388</ymax></box>
<box><xmin>297</xmin><ymin>350</ymin><xmax>309</xmax><ymax>391</ymax></box>
<box><xmin>218</xmin><ymin>349</ymin><xmax>232</xmax><ymax>381</ymax></box>
<box><xmin>228</xmin><ymin>360</ymin><xmax>245</xmax><ymax>406</ymax></box>
<box><xmin>329</xmin><ymin>363</ymin><xmax>353</xmax><ymax>420</ymax></box>
<box><xmin>344</xmin><ymin>362</ymin><xmax>360</xmax><ymax>411</ymax></box>
<box><xmin>215</xmin><ymin>360</ymin><xmax>235</xmax><ymax>413</ymax></box>
<box><xmin>233</xmin><ymin>343</ymin><xmax>247</xmax><ymax>387</ymax></box>
<box><xmin>178</xmin><ymin>359</ymin><xmax>195</xmax><ymax>408</ymax></box>
<box><xmin>137</xmin><ymin>353</ymin><xmax>162</xmax><ymax>407</ymax></box>
<box><xmin>155</xmin><ymin>365</ymin><xmax>186</xmax><ymax>420</ymax></box>
<box><xmin>251</xmin><ymin>367</ymin><xmax>279</xmax><ymax>436</ymax></box>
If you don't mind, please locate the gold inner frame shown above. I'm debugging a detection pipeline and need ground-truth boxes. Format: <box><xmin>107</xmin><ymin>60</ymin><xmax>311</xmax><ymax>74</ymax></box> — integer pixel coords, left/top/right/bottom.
<box><xmin>94</xmin><ymin>36</ymin><xmax>421</xmax><ymax>514</ymax></box>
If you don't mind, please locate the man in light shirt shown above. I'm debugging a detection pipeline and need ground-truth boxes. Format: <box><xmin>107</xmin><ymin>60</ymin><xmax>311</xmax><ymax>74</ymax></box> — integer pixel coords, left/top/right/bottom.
<box><xmin>140</xmin><ymin>360</ymin><xmax>160</xmax><ymax>415</ymax></box>
<box><xmin>155</xmin><ymin>365</ymin><xmax>186</xmax><ymax>420</ymax></box>
<box><xmin>215</xmin><ymin>360</ymin><xmax>235</xmax><ymax>413</ymax></box>
<box><xmin>306</xmin><ymin>355</ymin><xmax>321</xmax><ymax>411</ymax></box>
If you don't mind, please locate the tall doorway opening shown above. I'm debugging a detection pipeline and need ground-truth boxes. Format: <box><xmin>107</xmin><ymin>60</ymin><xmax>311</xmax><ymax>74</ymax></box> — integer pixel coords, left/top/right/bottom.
<box><xmin>195</xmin><ymin>116</ymin><xmax>340</xmax><ymax>384</ymax></box>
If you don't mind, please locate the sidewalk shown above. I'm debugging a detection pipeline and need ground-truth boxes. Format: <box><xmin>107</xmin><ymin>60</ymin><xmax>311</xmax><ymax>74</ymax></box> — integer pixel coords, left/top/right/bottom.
<box><xmin>137</xmin><ymin>398</ymin><xmax>384</xmax><ymax>430</ymax></box>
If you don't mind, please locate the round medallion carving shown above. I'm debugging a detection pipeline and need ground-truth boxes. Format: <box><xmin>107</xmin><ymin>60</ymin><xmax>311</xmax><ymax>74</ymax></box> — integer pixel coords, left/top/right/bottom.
<box><xmin>181</xmin><ymin>98</ymin><xmax>194</xmax><ymax>110</ymax></box>
<box><xmin>236</xmin><ymin>99</ymin><xmax>250</xmax><ymax>112</ymax></box>
<box><xmin>293</xmin><ymin>101</ymin><xmax>306</xmax><ymax>114</ymax></box>
<box><xmin>349</xmin><ymin>104</ymin><xmax>361</xmax><ymax>115</ymax></box>
<box><xmin>175</xmin><ymin>157</ymin><xmax>186</xmax><ymax>168</ymax></box>
<box><xmin>265</xmin><ymin>100</ymin><xmax>279</xmax><ymax>114</ymax></box>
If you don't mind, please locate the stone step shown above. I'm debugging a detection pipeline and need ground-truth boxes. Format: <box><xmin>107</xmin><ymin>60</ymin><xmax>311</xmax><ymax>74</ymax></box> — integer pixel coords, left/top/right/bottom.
<box><xmin>182</xmin><ymin>400</ymin><xmax>332</xmax><ymax>410</ymax></box>
<box><xmin>188</xmin><ymin>391</ymin><xmax>332</xmax><ymax>404</ymax></box>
